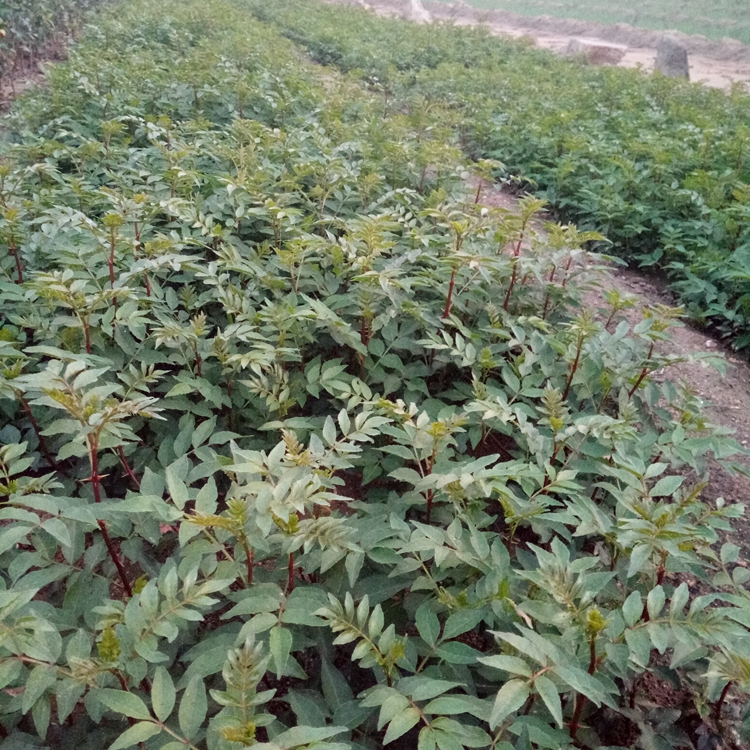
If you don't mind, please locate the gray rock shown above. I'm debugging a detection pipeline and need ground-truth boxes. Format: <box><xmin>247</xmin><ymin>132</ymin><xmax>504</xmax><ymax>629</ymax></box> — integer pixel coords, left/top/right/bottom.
<box><xmin>406</xmin><ymin>0</ymin><xmax>431</xmax><ymax>23</ymax></box>
<box><xmin>655</xmin><ymin>35</ymin><xmax>690</xmax><ymax>79</ymax></box>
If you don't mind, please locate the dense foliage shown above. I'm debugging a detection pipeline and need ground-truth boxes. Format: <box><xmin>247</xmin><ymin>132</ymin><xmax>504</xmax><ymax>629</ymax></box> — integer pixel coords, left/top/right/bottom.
<box><xmin>249</xmin><ymin>0</ymin><xmax>750</xmax><ymax>350</ymax></box>
<box><xmin>432</xmin><ymin>0</ymin><xmax>750</xmax><ymax>45</ymax></box>
<box><xmin>1</xmin><ymin>1</ymin><xmax>750</xmax><ymax>750</ymax></box>
<box><xmin>0</xmin><ymin>0</ymin><xmax>109</xmax><ymax>91</ymax></box>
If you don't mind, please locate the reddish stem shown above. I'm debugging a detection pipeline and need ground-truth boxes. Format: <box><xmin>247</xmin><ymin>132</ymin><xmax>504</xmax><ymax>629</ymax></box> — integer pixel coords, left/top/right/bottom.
<box><xmin>569</xmin><ymin>636</ymin><xmax>598</xmax><ymax>742</ymax></box>
<box><xmin>474</xmin><ymin>182</ymin><xmax>482</xmax><ymax>204</ymax></box>
<box><xmin>193</xmin><ymin>343</ymin><xmax>202</xmax><ymax>377</ymax></box>
<box><xmin>21</xmin><ymin>397</ymin><xmax>56</xmax><ymax>469</ymax></box>
<box><xmin>83</xmin><ymin>320</ymin><xmax>92</xmax><ymax>354</ymax></box>
<box><xmin>90</xmin><ymin>443</ymin><xmax>133</xmax><ymax>597</ymax></box>
<box><xmin>108</xmin><ymin>233</ymin><xmax>116</xmax><ymax>289</ymax></box>
<box><xmin>542</xmin><ymin>264</ymin><xmax>556</xmax><ymax>319</ymax></box>
<box><xmin>560</xmin><ymin>255</ymin><xmax>574</xmax><ymax>287</ymax></box>
<box><xmin>442</xmin><ymin>268</ymin><xmax>457</xmax><ymax>319</ymax></box>
<box><xmin>714</xmin><ymin>681</ymin><xmax>732</xmax><ymax>722</ymax></box>
<box><xmin>242</xmin><ymin>540</ymin><xmax>254</xmax><ymax>585</ymax></box>
<box><xmin>562</xmin><ymin>335</ymin><xmax>583</xmax><ymax>402</ymax></box>
<box><xmin>117</xmin><ymin>446</ymin><xmax>140</xmax><ymax>489</ymax></box>
<box><xmin>628</xmin><ymin>342</ymin><xmax>655</xmax><ymax>398</ymax></box>
<box><xmin>503</xmin><ymin>237</ymin><xmax>524</xmax><ymax>311</ymax></box>
<box><xmin>287</xmin><ymin>552</ymin><xmax>295</xmax><ymax>593</ymax></box>
<box><xmin>134</xmin><ymin>222</ymin><xmax>141</xmax><ymax>259</ymax></box>
<box><xmin>8</xmin><ymin>236</ymin><xmax>23</xmax><ymax>283</ymax></box>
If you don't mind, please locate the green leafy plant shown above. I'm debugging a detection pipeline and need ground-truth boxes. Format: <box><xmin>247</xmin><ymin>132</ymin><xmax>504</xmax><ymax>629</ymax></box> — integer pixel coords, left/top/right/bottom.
<box><xmin>0</xmin><ymin>2</ymin><xmax>749</xmax><ymax>750</ymax></box>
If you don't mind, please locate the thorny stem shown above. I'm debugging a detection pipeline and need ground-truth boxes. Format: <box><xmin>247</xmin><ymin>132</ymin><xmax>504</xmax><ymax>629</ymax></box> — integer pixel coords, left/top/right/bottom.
<box><xmin>569</xmin><ymin>633</ymin><xmax>598</xmax><ymax>741</ymax></box>
<box><xmin>80</xmin><ymin>314</ymin><xmax>92</xmax><ymax>354</ymax></box>
<box><xmin>242</xmin><ymin>538</ymin><xmax>254</xmax><ymax>585</ymax></box>
<box><xmin>442</xmin><ymin>267</ymin><xmax>457</xmax><ymax>319</ymax></box>
<box><xmin>714</xmin><ymin>680</ymin><xmax>732</xmax><ymax>722</ymax></box>
<box><xmin>541</xmin><ymin>263</ymin><xmax>556</xmax><ymax>319</ymax></box>
<box><xmin>90</xmin><ymin>441</ymin><xmax>133</xmax><ymax>597</ymax></box>
<box><xmin>117</xmin><ymin>446</ymin><xmax>140</xmax><ymax>489</ymax></box>
<box><xmin>562</xmin><ymin>333</ymin><xmax>584</xmax><ymax>402</ymax></box>
<box><xmin>426</xmin><ymin>489</ymin><xmax>435</xmax><ymax>524</ymax></box>
<box><xmin>503</xmin><ymin>235</ymin><xmax>524</xmax><ymax>311</ymax></box>
<box><xmin>560</xmin><ymin>255</ymin><xmax>574</xmax><ymax>287</ymax></box>
<box><xmin>628</xmin><ymin>342</ymin><xmax>655</xmax><ymax>398</ymax></box>
<box><xmin>21</xmin><ymin>397</ymin><xmax>56</xmax><ymax>469</ymax></box>
<box><xmin>193</xmin><ymin>342</ymin><xmax>202</xmax><ymax>377</ymax></box>
<box><xmin>287</xmin><ymin>552</ymin><xmax>295</xmax><ymax>593</ymax></box>
<box><xmin>8</xmin><ymin>233</ymin><xmax>22</xmax><ymax>283</ymax></box>
<box><xmin>474</xmin><ymin>181</ymin><xmax>483</xmax><ymax>204</ymax></box>
<box><xmin>604</xmin><ymin>306</ymin><xmax>618</xmax><ymax>333</ymax></box>
<box><xmin>108</xmin><ymin>229</ymin><xmax>116</xmax><ymax>289</ymax></box>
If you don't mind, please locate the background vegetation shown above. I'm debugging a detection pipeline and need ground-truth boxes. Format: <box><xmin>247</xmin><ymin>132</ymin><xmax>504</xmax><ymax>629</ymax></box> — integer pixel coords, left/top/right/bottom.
<box><xmin>431</xmin><ymin>0</ymin><xmax>750</xmax><ymax>45</ymax></box>
<box><xmin>1</xmin><ymin>1</ymin><xmax>750</xmax><ymax>750</ymax></box>
<box><xmin>0</xmin><ymin>0</ymin><xmax>109</xmax><ymax>94</ymax></box>
<box><xmin>251</xmin><ymin>0</ymin><xmax>750</xmax><ymax>350</ymax></box>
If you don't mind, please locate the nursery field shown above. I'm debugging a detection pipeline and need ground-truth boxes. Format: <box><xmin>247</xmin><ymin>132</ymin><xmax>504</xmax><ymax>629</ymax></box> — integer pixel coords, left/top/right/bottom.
<box><xmin>432</xmin><ymin>0</ymin><xmax>750</xmax><ymax>45</ymax></box>
<box><xmin>255</xmin><ymin>0</ymin><xmax>750</xmax><ymax>351</ymax></box>
<box><xmin>1</xmin><ymin>1</ymin><xmax>750</xmax><ymax>750</ymax></box>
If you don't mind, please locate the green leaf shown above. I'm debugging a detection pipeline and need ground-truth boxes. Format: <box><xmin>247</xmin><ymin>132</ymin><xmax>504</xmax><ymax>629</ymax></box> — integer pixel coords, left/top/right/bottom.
<box><xmin>534</xmin><ymin>675</ymin><xmax>562</xmax><ymax>728</ymax></box>
<box><xmin>435</xmin><ymin>641</ymin><xmax>482</xmax><ymax>664</ymax></box>
<box><xmin>42</xmin><ymin>517</ymin><xmax>72</xmax><ymax>547</ymax></box>
<box><xmin>151</xmin><ymin>666</ymin><xmax>176</xmax><ymax>722</ymax></box>
<box><xmin>384</xmin><ymin>706</ymin><xmax>421</xmax><ymax>744</ymax></box>
<box><xmin>321</xmin><ymin>656</ymin><xmax>354</xmax><ymax>710</ymax></box>
<box><xmin>22</xmin><ymin>665</ymin><xmax>57</xmax><ymax>714</ymax></box>
<box><xmin>399</xmin><ymin>677</ymin><xmax>465</xmax><ymax>701</ymax></box>
<box><xmin>96</xmin><ymin>689</ymin><xmax>152</xmax><ymax>721</ymax></box>
<box><xmin>192</xmin><ymin>417</ymin><xmax>217</xmax><ymax>449</ymax></box>
<box><xmin>478</xmin><ymin>655</ymin><xmax>532</xmax><ymax>677</ymax></box>
<box><xmin>32</xmin><ymin>693</ymin><xmax>51</xmax><ymax>739</ymax></box>
<box><xmin>441</xmin><ymin>609</ymin><xmax>485</xmax><ymax>641</ymax></box>
<box><xmin>670</xmin><ymin>582</ymin><xmax>689</xmax><ymax>616</ymax></box>
<box><xmin>0</xmin><ymin>525</ymin><xmax>32</xmax><ymax>554</ymax></box>
<box><xmin>109</xmin><ymin>721</ymin><xmax>162</xmax><ymax>750</ymax></box>
<box><xmin>423</xmin><ymin>695</ymin><xmax>488</xmax><ymax>719</ymax></box>
<box><xmin>56</xmin><ymin>679</ymin><xmax>86</xmax><ymax>724</ymax></box>
<box><xmin>178</xmin><ymin>675</ymin><xmax>207</xmax><ymax>739</ymax></box>
<box><xmin>552</xmin><ymin>666</ymin><xmax>610</xmax><ymax>706</ymax></box>
<box><xmin>650</xmin><ymin>475</ymin><xmax>683</xmax><ymax>497</ymax></box>
<box><xmin>647</xmin><ymin>586</ymin><xmax>666</xmax><ymax>620</ymax></box>
<box><xmin>720</xmin><ymin>543</ymin><xmax>740</xmax><ymax>565</ymax></box>
<box><xmin>489</xmin><ymin>679</ymin><xmax>529</xmax><ymax>728</ymax></box>
<box><xmin>623</xmin><ymin>590</ymin><xmax>643</xmax><ymax>627</ymax></box>
<box><xmin>273</xmin><ymin>725</ymin><xmax>346</xmax><ymax>748</ymax></box>
<box><xmin>322</xmin><ymin>416</ymin><xmax>336</xmax><ymax>446</ymax></box>
<box><xmin>270</xmin><ymin>626</ymin><xmax>293</xmax><ymax>677</ymax></box>
<box><xmin>166</xmin><ymin>464</ymin><xmax>189</xmax><ymax>510</ymax></box>
<box><xmin>416</xmin><ymin>601</ymin><xmax>440</xmax><ymax>647</ymax></box>
<box><xmin>627</xmin><ymin>544</ymin><xmax>652</xmax><ymax>578</ymax></box>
